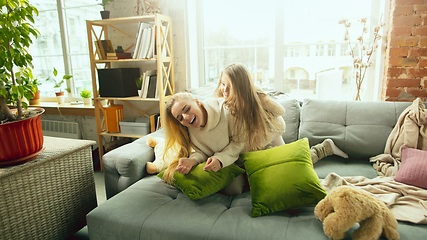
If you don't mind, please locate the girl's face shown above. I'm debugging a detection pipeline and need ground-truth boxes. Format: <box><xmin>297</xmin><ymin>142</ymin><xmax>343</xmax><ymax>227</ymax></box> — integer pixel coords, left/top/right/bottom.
<box><xmin>171</xmin><ymin>98</ymin><xmax>207</xmax><ymax>128</ymax></box>
<box><xmin>219</xmin><ymin>73</ymin><xmax>233</xmax><ymax>99</ymax></box>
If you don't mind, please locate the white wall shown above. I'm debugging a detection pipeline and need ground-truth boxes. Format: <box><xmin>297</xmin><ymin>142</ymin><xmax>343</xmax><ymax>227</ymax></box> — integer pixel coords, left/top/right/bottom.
<box><xmin>41</xmin><ymin>114</ymin><xmax>98</xmax><ymax>147</ymax></box>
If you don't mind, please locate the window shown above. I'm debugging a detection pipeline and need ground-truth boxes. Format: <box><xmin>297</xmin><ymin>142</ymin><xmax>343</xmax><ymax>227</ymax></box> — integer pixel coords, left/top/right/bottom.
<box><xmin>316</xmin><ymin>44</ymin><xmax>325</xmax><ymax>57</ymax></box>
<box><xmin>29</xmin><ymin>0</ymin><xmax>102</xmax><ymax>100</ymax></box>
<box><xmin>199</xmin><ymin>0</ymin><xmax>388</xmax><ymax>101</ymax></box>
<box><xmin>328</xmin><ymin>44</ymin><xmax>336</xmax><ymax>56</ymax></box>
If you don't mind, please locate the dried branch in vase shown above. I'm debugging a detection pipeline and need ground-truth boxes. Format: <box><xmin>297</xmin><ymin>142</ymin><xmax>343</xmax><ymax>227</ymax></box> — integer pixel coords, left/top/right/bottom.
<box><xmin>339</xmin><ymin>17</ymin><xmax>385</xmax><ymax>101</ymax></box>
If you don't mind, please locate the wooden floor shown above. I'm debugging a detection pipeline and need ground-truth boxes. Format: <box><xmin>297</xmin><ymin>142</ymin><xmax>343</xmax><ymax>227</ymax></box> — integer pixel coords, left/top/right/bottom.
<box><xmin>67</xmin><ymin>170</ymin><xmax>105</xmax><ymax>240</ymax></box>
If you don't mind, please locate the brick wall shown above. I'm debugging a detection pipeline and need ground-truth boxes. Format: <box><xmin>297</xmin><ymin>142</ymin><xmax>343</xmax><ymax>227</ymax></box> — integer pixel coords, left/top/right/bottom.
<box><xmin>383</xmin><ymin>0</ymin><xmax>427</xmax><ymax>101</ymax></box>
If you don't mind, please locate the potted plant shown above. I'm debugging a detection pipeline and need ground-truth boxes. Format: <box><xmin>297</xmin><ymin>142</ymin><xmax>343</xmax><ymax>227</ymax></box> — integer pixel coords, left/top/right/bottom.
<box><xmin>136</xmin><ymin>75</ymin><xmax>143</xmax><ymax>97</ymax></box>
<box><xmin>0</xmin><ymin>0</ymin><xmax>44</xmax><ymax>165</ymax></box>
<box><xmin>46</xmin><ymin>67</ymin><xmax>73</xmax><ymax>104</ymax></box>
<box><xmin>80</xmin><ymin>88</ymin><xmax>92</xmax><ymax>105</ymax></box>
<box><xmin>29</xmin><ymin>78</ymin><xmax>42</xmax><ymax>105</ymax></box>
<box><xmin>100</xmin><ymin>0</ymin><xmax>114</xmax><ymax>19</ymax></box>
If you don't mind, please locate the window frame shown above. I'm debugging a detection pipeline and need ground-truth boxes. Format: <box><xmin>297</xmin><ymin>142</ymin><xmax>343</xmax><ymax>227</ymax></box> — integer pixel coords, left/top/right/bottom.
<box><xmin>31</xmin><ymin>0</ymin><xmax>101</xmax><ymax>102</ymax></box>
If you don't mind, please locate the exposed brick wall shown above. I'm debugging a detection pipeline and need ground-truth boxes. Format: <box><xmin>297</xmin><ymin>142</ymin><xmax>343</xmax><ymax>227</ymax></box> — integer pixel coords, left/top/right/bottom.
<box><xmin>383</xmin><ymin>0</ymin><xmax>427</xmax><ymax>101</ymax></box>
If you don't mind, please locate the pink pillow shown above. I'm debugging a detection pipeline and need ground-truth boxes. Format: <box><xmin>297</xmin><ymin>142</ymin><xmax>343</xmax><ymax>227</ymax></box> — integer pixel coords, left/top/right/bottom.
<box><xmin>394</xmin><ymin>146</ymin><xmax>427</xmax><ymax>189</ymax></box>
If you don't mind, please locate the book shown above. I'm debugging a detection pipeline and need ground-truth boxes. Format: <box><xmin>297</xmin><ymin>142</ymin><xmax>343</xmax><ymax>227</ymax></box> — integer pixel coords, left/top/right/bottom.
<box><xmin>138</xmin><ymin>27</ymin><xmax>152</xmax><ymax>59</ymax></box>
<box><xmin>97</xmin><ymin>40</ymin><xmax>114</xmax><ymax>60</ymax></box>
<box><xmin>141</xmin><ymin>70</ymin><xmax>156</xmax><ymax>98</ymax></box>
<box><xmin>146</xmin><ymin>74</ymin><xmax>157</xmax><ymax>98</ymax></box>
<box><xmin>146</xmin><ymin>26</ymin><xmax>156</xmax><ymax>59</ymax></box>
<box><xmin>139</xmin><ymin>72</ymin><xmax>147</xmax><ymax>98</ymax></box>
<box><xmin>94</xmin><ymin>41</ymin><xmax>103</xmax><ymax>59</ymax></box>
<box><xmin>133</xmin><ymin>22</ymin><xmax>143</xmax><ymax>59</ymax></box>
<box><xmin>149</xmin><ymin>113</ymin><xmax>160</xmax><ymax>133</ymax></box>
<box><xmin>156</xmin><ymin>116</ymin><xmax>161</xmax><ymax>131</ymax></box>
<box><xmin>106</xmin><ymin>52</ymin><xmax>132</xmax><ymax>60</ymax></box>
<box><xmin>133</xmin><ymin>23</ymin><xmax>153</xmax><ymax>59</ymax></box>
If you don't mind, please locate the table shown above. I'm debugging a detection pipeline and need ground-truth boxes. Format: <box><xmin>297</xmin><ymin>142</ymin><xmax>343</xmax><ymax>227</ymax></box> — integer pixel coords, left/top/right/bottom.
<box><xmin>0</xmin><ymin>136</ymin><xmax>97</xmax><ymax>240</ymax></box>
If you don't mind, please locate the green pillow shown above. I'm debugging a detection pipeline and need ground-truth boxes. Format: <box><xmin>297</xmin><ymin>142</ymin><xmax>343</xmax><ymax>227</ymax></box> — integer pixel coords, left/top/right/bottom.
<box><xmin>157</xmin><ymin>162</ymin><xmax>245</xmax><ymax>200</ymax></box>
<box><xmin>240</xmin><ymin>138</ymin><xmax>327</xmax><ymax>217</ymax></box>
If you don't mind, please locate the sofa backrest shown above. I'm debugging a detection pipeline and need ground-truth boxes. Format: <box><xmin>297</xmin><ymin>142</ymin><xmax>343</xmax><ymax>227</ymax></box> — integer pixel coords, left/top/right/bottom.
<box><xmin>298</xmin><ymin>99</ymin><xmax>412</xmax><ymax>159</ymax></box>
<box><xmin>275</xmin><ymin>98</ymin><xmax>301</xmax><ymax>144</ymax></box>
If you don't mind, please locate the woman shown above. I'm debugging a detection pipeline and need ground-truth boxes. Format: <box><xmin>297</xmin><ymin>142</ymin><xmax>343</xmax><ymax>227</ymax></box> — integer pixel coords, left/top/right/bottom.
<box><xmin>161</xmin><ymin>92</ymin><xmax>245</xmax><ymax>193</ymax></box>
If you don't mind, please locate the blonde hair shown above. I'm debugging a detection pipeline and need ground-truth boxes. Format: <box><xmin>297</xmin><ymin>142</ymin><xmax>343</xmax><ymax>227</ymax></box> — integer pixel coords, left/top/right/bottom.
<box><xmin>215</xmin><ymin>63</ymin><xmax>271</xmax><ymax>150</ymax></box>
<box><xmin>161</xmin><ymin>92</ymin><xmax>195</xmax><ymax>184</ymax></box>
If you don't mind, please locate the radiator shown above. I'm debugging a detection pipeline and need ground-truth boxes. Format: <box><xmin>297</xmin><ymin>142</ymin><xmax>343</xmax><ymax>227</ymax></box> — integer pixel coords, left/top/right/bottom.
<box><xmin>41</xmin><ymin>120</ymin><xmax>80</xmax><ymax>139</ymax></box>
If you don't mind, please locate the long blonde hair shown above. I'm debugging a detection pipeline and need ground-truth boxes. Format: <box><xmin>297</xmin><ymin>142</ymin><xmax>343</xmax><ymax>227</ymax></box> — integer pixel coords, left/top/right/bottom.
<box><xmin>161</xmin><ymin>92</ymin><xmax>195</xmax><ymax>184</ymax></box>
<box><xmin>214</xmin><ymin>63</ymin><xmax>271</xmax><ymax>150</ymax></box>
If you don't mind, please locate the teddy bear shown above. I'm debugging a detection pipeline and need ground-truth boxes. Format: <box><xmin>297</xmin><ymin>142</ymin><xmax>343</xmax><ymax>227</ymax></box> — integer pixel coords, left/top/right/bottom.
<box><xmin>314</xmin><ymin>185</ymin><xmax>400</xmax><ymax>240</ymax></box>
<box><xmin>146</xmin><ymin>135</ymin><xmax>171</xmax><ymax>174</ymax></box>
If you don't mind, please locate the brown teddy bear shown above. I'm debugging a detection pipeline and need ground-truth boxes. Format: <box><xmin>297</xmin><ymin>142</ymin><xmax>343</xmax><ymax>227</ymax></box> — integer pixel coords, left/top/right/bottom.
<box><xmin>314</xmin><ymin>185</ymin><xmax>400</xmax><ymax>240</ymax></box>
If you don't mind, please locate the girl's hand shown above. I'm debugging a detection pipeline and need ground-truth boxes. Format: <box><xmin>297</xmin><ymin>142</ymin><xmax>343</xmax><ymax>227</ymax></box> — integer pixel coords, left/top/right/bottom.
<box><xmin>175</xmin><ymin>158</ymin><xmax>198</xmax><ymax>175</ymax></box>
<box><xmin>203</xmin><ymin>157</ymin><xmax>222</xmax><ymax>172</ymax></box>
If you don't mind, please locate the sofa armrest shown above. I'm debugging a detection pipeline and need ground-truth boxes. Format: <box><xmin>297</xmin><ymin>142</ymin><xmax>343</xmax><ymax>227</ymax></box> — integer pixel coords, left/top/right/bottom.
<box><xmin>102</xmin><ymin>129</ymin><xmax>165</xmax><ymax>199</ymax></box>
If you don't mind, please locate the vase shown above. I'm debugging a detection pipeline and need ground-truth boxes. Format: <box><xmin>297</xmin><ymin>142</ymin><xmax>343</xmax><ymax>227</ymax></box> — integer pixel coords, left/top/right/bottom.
<box><xmin>55</xmin><ymin>92</ymin><xmax>65</xmax><ymax>104</ymax></box>
<box><xmin>100</xmin><ymin>10</ymin><xmax>110</xmax><ymax>19</ymax></box>
<box><xmin>83</xmin><ymin>98</ymin><xmax>91</xmax><ymax>105</ymax></box>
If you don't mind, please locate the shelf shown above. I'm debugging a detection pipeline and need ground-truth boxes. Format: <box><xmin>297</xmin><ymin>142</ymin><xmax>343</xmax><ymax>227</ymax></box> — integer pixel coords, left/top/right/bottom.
<box><xmin>32</xmin><ymin>102</ymin><xmax>95</xmax><ymax>116</ymax></box>
<box><xmin>97</xmin><ymin>96</ymin><xmax>159</xmax><ymax>101</ymax></box>
<box><xmin>87</xmin><ymin>14</ymin><xmax>175</xmax><ymax>170</ymax></box>
<box><xmin>89</xmin><ymin>15</ymin><xmax>160</xmax><ymax>26</ymax></box>
<box><xmin>100</xmin><ymin>132</ymin><xmax>142</xmax><ymax>138</ymax></box>
<box><xmin>94</xmin><ymin>57</ymin><xmax>172</xmax><ymax>63</ymax></box>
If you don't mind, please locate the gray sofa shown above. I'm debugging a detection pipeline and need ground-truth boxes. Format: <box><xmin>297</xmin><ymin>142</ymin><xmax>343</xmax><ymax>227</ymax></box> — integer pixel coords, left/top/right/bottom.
<box><xmin>87</xmin><ymin>98</ymin><xmax>427</xmax><ymax>240</ymax></box>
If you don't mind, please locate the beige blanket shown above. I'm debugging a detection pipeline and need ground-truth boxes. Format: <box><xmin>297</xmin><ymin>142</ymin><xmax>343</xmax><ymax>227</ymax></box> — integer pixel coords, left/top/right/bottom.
<box><xmin>318</xmin><ymin>98</ymin><xmax>427</xmax><ymax>224</ymax></box>
<box><xmin>370</xmin><ymin>98</ymin><xmax>427</xmax><ymax>176</ymax></box>
<box><xmin>321</xmin><ymin>173</ymin><xmax>427</xmax><ymax>224</ymax></box>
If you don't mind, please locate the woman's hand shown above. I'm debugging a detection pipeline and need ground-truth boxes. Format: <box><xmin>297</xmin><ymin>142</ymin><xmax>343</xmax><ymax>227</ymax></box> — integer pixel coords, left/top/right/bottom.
<box><xmin>203</xmin><ymin>157</ymin><xmax>222</xmax><ymax>172</ymax></box>
<box><xmin>175</xmin><ymin>158</ymin><xmax>198</xmax><ymax>175</ymax></box>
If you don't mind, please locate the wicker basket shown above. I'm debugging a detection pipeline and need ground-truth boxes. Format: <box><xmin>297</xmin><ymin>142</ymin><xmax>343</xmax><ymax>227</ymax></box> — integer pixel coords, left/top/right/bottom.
<box><xmin>0</xmin><ymin>136</ymin><xmax>97</xmax><ymax>240</ymax></box>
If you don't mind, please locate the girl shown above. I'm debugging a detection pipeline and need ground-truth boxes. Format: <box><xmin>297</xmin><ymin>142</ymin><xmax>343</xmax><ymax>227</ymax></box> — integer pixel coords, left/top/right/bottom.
<box><xmin>215</xmin><ymin>63</ymin><xmax>348</xmax><ymax>163</ymax></box>
<box><xmin>214</xmin><ymin>63</ymin><xmax>286</xmax><ymax>152</ymax></box>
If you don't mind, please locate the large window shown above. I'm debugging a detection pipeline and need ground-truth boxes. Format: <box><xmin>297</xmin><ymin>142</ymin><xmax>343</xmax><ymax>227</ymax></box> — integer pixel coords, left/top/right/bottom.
<box><xmin>201</xmin><ymin>0</ymin><xmax>388</xmax><ymax>101</ymax></box>
<box><xmin>29</xmin><ymin>0</ymin><xmax>102</xmax><ymax>100</ymax></box>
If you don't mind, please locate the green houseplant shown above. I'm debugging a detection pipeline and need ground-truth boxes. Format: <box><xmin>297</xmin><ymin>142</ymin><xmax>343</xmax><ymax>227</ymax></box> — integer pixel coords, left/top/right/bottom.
<box><xmin>99</xmin><ymin>0</ymin><xmax>114</xmax><ymax>19</ymax></box>
<box><xmin>46</xmin><ymin>67</ymin><xmax>73</xmax><ymax>104</ymax></box>
<box><xmin>80</xmin><ymin>88</ymin><xmax>92</xmax><ymax>105</ymax></box>
<box><xmin>0</xmin><ymin>0</ymin><xmax>45</xmax><ymax>164</ymax></box>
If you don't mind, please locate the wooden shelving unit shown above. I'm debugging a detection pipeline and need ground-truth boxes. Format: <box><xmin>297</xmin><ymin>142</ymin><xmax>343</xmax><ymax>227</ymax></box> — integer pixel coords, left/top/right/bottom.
<box><xmin>86</xmin><ymin>14</ymin><xmax>175</xmax><ymax>167</ymax></box>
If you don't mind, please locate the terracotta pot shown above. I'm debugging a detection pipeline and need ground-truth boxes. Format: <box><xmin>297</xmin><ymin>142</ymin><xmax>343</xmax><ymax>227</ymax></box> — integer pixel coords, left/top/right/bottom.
<box><xmin>0</xmin><ymin>108</ymin><xmax>45</xmax><ymax>164</ymax></box>
<box><xmin>55</xmin><ymin>91</ymin><xmax>65</xmax><ymax>96</ymax></box>
<box><xmin>29</xmin><ymin>90</ymin><xmax>41</xmax><ymax>105</ymax></box>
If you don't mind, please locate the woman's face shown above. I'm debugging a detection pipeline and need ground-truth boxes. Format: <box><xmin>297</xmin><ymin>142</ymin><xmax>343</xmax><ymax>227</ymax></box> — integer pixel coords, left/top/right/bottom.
<box><xmin>171</xmin><ymin>98</ymin><xmax>207</xmax><ymax>128</ymax></box>
<box><xmin>219</xmin><ymin>73</ymin><xmax>232</xmax><ymax>99</ymax></box>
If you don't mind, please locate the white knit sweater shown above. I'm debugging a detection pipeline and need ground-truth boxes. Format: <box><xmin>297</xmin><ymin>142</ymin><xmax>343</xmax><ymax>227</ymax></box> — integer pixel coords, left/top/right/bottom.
<box><xmin>188</xmin><ymin>98</ymin><xmax>245</xmax><ymax>168</ymax></box>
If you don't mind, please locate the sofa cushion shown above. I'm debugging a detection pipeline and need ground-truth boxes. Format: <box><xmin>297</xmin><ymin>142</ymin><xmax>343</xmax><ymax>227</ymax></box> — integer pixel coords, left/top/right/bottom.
<box><xmin>394</xmin><ymin>146</ymin><xmax>427</xmax><ymax>189</ymax></box>
<box><xmin>240</xmin><ymin>138</ymin><xmax>327</xmax><ymax>217</ymax></box>
<box><xmin>158</xmin><ymin>162</ymin><xmax>245</xmax><ymax>200</ymax></box>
